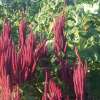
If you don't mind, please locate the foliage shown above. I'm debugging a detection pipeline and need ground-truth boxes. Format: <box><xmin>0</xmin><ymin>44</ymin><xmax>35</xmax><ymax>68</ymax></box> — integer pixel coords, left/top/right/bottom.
<box><xmin>0</xmin><ymin>0</ymin><xmax>100</xmax><ymax>99</ymax></box>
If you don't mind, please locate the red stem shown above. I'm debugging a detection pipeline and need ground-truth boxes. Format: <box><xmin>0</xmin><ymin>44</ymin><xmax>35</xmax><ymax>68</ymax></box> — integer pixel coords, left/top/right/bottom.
<box><xmin>44</xmin><ymin>69</ymin><xmax>49</xmax><ymax>100</ymax></box>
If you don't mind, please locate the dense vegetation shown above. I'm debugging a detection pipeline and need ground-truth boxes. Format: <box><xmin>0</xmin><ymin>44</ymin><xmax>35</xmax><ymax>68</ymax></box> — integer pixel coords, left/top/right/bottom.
<box><xmin>0</xmin><ymin>0</ymin><xmax>100</xmax><ymax>99</ymax></box>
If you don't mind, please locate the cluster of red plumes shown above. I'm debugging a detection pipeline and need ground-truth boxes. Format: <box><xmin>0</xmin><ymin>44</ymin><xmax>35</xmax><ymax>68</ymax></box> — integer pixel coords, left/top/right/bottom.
<box><xmin>0</xmin><ymin>13</ymin><xmax>87</xmax><ymax>100</ymax></box>
<box><xmin>42</xmin><ymin>68</ymin><xmax>63</xmax><ymax>100</ymax></box>
<box><xmin>0</xmin><ymin>19</ymin><xmax>47</xmax><ymax>100</ymax></box>
<box><xmin>43</xmin><ymin>14</ymin><xmax>87</xmax><ymax>100</ymax></box>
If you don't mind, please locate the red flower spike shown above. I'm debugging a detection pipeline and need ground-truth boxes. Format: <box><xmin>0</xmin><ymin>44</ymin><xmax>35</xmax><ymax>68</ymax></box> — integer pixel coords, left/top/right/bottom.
<box><xmin>0</xmin><ymin>20</ymin><xmax>20</xmax><ymax>100</ymax></box>
<box><xmin>73</xmin><ymin>47</ymin><xmax>87</xmax><ymax>100</ymax></box>
<box><xmin>42</xmin><ymin>68</ymin><xmax>63</xmax><ymax>100</ymax></box>
<box><xmin>2</xmin><ymin>19</ymin><xmax>11</xmax><ymax>40</ymax></box>
<box><xmin>19</xmin><ymin>19</ymin><xmax>26</xmax><ymax>47</ymax></box>
<box><xmin>52</xmin><ymin>15</ymin><xmax>66</xmax><ymax>57</ymax></box>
